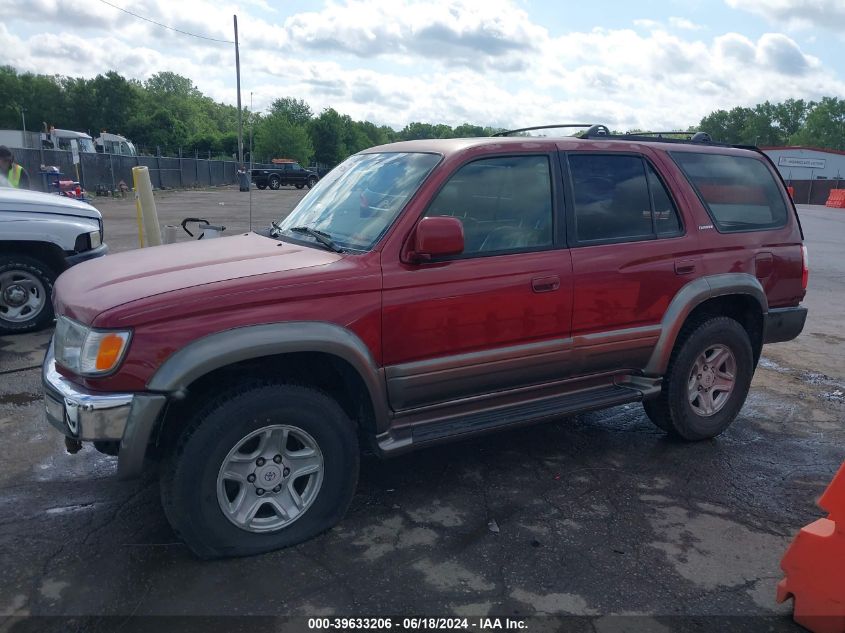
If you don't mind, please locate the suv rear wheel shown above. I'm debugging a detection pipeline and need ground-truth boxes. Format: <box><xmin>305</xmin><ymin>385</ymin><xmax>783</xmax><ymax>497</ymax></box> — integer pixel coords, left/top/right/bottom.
<box><xmin>643</xmin><ymin>317</ymin><xmax>753</xmax><ymax>440</ymax></box>
<box><xmin>0</xmin><ymin>255</ymin><xmax>56</xmax><ymax>335</ymax></box>
<box><xmin>160</xmin><ymin>383</ymin><xmax>359</xmax><ymax>558</ymax></box>
<box><xmin>268</xmin><ymin>175</ymin><xmax>281</xmax><ymax>190</ymax></box>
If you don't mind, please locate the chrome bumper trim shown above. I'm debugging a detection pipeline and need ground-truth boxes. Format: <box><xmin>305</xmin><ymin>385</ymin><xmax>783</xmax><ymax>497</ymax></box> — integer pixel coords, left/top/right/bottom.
<box><xmin>42</xmin><ymin>342</ymin><xmax>133</xmax><ymax>441</ymax></box>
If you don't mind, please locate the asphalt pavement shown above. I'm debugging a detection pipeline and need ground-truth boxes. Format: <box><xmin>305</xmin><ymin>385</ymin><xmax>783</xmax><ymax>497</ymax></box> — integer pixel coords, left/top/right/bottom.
<box><xmin>0</xmin><ymin>194</ymin><xmax>843</xmax><ymax>631</ymax></box>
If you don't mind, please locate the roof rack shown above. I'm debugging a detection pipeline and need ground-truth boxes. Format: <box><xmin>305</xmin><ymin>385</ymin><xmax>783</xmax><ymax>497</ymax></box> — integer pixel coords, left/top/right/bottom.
<box><xmin>583</xmin><ymin>129</ymin><xmax>716</xmax><ymax>144</ymax></box>
<box><xmin>492</xmin><ymin>124</ymin><xmax>720</xmax><ymax>147</ymax></box>
<box><xmin>492</xmin><ymin>124</ymin><xmax>597</xmax><ymax>137</ymax></box>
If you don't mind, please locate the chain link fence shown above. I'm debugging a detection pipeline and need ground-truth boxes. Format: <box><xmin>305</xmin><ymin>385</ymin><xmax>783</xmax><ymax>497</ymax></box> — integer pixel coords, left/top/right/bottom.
<box><xmin>11</xmin><ymin>148</ymin><xmax>273</xmax><ymax>192</ymax></box>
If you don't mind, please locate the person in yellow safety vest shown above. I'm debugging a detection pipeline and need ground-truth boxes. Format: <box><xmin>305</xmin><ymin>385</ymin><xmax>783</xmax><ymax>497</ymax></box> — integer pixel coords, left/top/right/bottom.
<box><xmin>0</xmin><ymin>145</ymin><xmax>30</xmax><ymax>189</ymax></box>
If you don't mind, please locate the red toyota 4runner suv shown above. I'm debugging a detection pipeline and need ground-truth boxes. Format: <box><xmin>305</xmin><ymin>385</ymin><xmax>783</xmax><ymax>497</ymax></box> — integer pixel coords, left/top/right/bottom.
<box><xmin>42</xmin><ymin>127</ymin><xmax>808</xmax><ymax>558</ymax></box>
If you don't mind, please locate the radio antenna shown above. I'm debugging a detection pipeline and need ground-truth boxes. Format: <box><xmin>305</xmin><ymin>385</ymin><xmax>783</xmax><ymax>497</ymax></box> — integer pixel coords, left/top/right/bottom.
<box><xmin>248</xmin><ymin>91</ymin><xmax>253</xmax><ymax>232</ymax></box>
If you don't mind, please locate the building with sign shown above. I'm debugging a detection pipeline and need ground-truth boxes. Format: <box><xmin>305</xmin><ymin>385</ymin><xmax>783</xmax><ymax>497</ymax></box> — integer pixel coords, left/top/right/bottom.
<box><xmin>761</xmin><ymin>146</ymin><xmax>845</xmax><ymax>183</ymax></box>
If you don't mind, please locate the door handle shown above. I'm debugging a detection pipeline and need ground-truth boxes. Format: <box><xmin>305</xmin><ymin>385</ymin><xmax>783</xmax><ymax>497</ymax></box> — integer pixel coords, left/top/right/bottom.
<box><xmin>674</xmin><ymin>260</ymin><xmax>697</xmax><ymax>275</ymax></box>
<box><xmin>532</xmin><ymin>275</ymin><xmax>560</xmax><ymax>293</ymax></box>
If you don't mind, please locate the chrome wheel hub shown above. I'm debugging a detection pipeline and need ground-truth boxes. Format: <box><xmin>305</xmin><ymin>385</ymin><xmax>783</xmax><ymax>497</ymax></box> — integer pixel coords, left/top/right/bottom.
<box><xmin>4</xmin><ymin>284</ymin><xmax>27</xmax><ymax>306</ymax></box>
<box><xmin>0</xmin><ymin>270</ymin><xmax>46</xmax><ymax>323</ymax></box>
<box><xmin>688</xmin><ymin>344</ymin><xmax>736</xmax><ymax>417</ymax></box>
<box><xmin>216</xmin><ymin>424</ymin><xmax>324</xmax><ymax>533</ymax></box>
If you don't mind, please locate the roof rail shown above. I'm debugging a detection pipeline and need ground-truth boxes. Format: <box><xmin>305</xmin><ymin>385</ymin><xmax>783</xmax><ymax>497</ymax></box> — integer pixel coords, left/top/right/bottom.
<box><xmin>582</xmin><ymin>128</ymin><xmax>721</xmax><ymax>146</ymax></box>
<box><xmin>492</xmin><ymin>124</ymin><xmax>596</xmax><ymax>137</ymax></box>
<box><xmin>491</xmin><ymin>124</ymin><xmax>721</xmax><ymax>147</ymax></box>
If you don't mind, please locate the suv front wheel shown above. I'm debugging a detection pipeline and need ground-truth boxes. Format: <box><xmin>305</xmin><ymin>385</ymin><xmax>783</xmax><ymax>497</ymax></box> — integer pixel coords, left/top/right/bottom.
<box><xmin>160</xmin><ymin>383</ymin><xmax>359</xmax><ymax>558</ymax></box>
<box><xmin>0</xmin><ymin>255</ymin><xmax>56</xmax><ymax>335</ymax></box>
<box><xmin>643</xmin><ymin>317</ymin><xmax>754</xmax><ymax>440</ymax></box>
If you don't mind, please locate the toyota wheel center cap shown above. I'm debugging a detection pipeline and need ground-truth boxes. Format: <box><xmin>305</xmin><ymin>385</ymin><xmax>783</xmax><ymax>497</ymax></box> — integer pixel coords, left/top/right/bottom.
<box><xmin>255</xmin><ymin>464</ymin><xmax>283</xmax><ymax>487</ymax></box>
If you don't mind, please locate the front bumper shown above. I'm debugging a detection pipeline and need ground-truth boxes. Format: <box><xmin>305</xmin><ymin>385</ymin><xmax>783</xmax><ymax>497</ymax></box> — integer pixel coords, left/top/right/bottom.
<box><xmin>65</xmin><ymin>243</ymin><xmax>109</xmax><ymax>267</ymax></box>
<box><xmin>42</xmin><ymin>342</ymin><xmax>166</xmax><ymax>478</ymax></box>
<box><xmin>763</xmin><ymin>306</ymin><xmax>808</xmax><ymax>344</ymax></box>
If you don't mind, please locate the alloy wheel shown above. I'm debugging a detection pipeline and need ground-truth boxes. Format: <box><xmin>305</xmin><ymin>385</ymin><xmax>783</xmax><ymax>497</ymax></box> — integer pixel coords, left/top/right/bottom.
<box><xmin>687</xmin><ymin>344</ymin><xmax>736</xmax><ymax>417</ymax></box>
<box><xmin>216</xmin><ymin>424</ymin><xmax>324</xmax><ymax>533</ymax></box>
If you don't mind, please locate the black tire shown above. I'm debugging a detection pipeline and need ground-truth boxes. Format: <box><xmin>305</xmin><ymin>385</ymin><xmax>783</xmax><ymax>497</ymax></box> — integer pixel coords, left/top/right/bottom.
<box><xmin>268</xmin><ymin>175</ymin><xmax>281</xmax><ymax>190</ymax></box>
<box><xmin>295</xmin><ymin>183</ymin><xmax>305</xmax><ymax>190</ymax></box>
<box><xmin>256</xmin><ymin>183</ymin><xmax>267</xmax><ymax>190</ymax></box>
<box><xmin>160</xmin><ymin>383</ymin><xmax>359</xmax><ymax>558</ymax></box>
<box><xmin>0</xmin><ymin>255</ymin><xmax>57</xmax><ymax>335</ymax></box>
<box><xmin>307</xmin><ymin>176</ymin><xmax>318</xmax><ymax>189</ymax></box>
<box><xmin>643</xmin><ymin>317</ymin><xmax>753</xmax><ymax>440</ymax></box>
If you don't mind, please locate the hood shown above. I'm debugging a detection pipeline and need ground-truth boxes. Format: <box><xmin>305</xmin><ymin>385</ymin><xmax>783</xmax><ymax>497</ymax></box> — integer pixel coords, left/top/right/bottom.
<box><xmin>54</xmin><ymin>232</ymin><xmax>343</xmax><ymax>324</ymax></box>
<box><xmin>0</xmin><ymin>188</ymin><xmax>102</xmax><ymax>220</ymax></box>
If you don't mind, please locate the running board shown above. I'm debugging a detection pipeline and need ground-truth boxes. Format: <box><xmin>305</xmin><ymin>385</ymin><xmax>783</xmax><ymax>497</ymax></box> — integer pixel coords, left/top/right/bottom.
<box><xmin>377</xmin><ymin>384</ymin><xmax>643</xmax><ymax>453</ymax></box>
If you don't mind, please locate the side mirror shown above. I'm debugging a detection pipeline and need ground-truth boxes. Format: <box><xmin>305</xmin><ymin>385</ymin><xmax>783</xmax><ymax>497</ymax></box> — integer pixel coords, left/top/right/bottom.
<box><xmin>413</xmin><ymin>216</ymin><xmax>464</xmax><ymax>261</ymax></box>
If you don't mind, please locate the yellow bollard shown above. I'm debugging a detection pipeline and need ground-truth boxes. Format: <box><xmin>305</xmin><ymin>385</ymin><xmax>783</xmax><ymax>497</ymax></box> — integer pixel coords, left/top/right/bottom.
<box><xmin>132</xmin><ymin>166</ymin><xmax>162</xmax><ymax>247</ymax></box>
<box><xmin>134</xmin><ymin>191</ymin><xmax>145</xmax><ymax>248</ymax></box>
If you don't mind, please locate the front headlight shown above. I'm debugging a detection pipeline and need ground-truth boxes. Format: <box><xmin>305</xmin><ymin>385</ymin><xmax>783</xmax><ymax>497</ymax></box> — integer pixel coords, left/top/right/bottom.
<box><xmin>55</xmin><ymin>316</ymin><xmax>131</xmax><ymax>376</ymax></box>
<box><xmin>73</xmin><ymin>230</ymin><xmax>101</xmax><ymax>252</ymax></box>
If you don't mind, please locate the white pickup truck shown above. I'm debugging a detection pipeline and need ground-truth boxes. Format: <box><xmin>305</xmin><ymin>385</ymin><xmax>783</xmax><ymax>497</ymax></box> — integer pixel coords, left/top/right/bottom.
<box><xmin>0</xmin><ymin>188</ymin><xmax>107</xmax><ymax>334</ymax></box>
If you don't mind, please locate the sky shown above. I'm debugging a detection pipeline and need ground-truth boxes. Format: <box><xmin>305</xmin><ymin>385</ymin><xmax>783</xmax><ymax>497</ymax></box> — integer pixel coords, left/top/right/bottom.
<box><xmin>1</xmin><ymin>0</ymin><xmax>844</xmax><ymax>131</ymax></box>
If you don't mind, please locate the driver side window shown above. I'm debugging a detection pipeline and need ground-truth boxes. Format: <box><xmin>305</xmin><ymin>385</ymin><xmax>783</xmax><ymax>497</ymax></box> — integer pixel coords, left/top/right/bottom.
<box><xmin>424</xmin><ymin>156</ymin><xmax>553</xmax><ymax>256</ymax></box>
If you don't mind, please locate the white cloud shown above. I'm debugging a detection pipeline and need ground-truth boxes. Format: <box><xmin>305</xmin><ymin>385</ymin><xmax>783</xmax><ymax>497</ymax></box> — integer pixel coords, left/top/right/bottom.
<box><xmin>0</xmin><ymin>0</ymin><xmax>844</xmax><ymax>132</ymax></box>
<box><xmin>725</xmin><ymin>0</ymin><xmax>845</xmax><ymax>32</ymax></box>
<box><xmin>668</xmin><ymin>16</ymin><xmax>703</xmax><ymax>30</ymax></box>
<box><xmin>280</xmin><ymin>0</ymin><xmax>546</xmax><ymax>71</ymax></box>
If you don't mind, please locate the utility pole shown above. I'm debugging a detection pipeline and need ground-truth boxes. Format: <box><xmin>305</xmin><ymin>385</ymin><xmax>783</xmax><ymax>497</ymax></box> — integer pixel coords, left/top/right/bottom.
<box><xmin>249</xmin><ymin>91</ymin><xmax>253</xmax><ymax>231</ymax></box>
<box><xmin>20</xmin><ymin>107</ymin><xmax>27</xmax><ymax>146</ymax></box>
<box><xmin>234</xmin><ymin>14</ymin><xmax>244</xmax><ymax>166</ymax></box>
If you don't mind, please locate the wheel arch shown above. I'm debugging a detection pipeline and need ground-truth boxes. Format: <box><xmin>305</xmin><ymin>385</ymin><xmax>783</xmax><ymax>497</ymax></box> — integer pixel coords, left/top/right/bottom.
<box><xmin>0</xmin><ymin>241</ymin><xmax>67</xmax><ymax>274</ymax></box>
<box><xmin>645</xmin><ymin>273</ymin><xmax>767</xmax><ymax>376</ymax></box>
<box><xmin>148</xmin><ymin>322</ymin><xmax>389</xmax><ymax>436</ymax></box>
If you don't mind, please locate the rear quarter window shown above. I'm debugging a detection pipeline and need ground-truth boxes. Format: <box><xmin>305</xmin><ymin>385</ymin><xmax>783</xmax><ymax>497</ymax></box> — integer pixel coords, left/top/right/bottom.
<box><xmin>670</xmin><ymin>152</ymin><xmax>788</xmax><ymax>232</ymax></box>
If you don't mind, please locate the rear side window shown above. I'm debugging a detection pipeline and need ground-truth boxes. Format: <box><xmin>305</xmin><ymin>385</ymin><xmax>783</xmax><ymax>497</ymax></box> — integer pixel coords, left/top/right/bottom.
<box><xmin>568</xmin><ymin>154</ymin><xmax>682</xmax><ymax>243</ymax></box>
<box><xmin>671</xmin><ymin>152</ymin><xmax>788</xmax><ymax>232</ymax></box>
<box><xmin>647</xmin><ymin>163</ymin><xmax>682</xmax><ymax>235</ymax></box>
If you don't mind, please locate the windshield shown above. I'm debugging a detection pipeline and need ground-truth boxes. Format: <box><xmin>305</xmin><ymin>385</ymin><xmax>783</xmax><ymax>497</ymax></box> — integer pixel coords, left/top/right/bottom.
<box><xmin>58</xmin><ymin>137</ymin><xmax>95</xmax><ymax>153</ymax></box>
<box><xmin>274</xmin><ymin>152</ymin><xmax>441</xmax><ymax>251</ymax></box>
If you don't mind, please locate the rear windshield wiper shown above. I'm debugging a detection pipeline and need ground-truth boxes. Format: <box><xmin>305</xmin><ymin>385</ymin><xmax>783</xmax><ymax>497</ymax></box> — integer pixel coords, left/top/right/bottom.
<box><xmin>287</xmin><ymin>226</ymin><xmax>344</xmax><ymax>253</ymax></box>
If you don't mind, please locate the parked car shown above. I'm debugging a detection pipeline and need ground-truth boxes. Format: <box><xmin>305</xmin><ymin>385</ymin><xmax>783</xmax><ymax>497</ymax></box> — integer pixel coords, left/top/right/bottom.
<box><xmin>42</xmin><ymin>128</ymin><xmax>807</xmax><ymax>558</ymax></box>
<box><xmin>252</xmin><ymin>160</ymin><xmax>319</xmax><ymax>190</ymax></box>
<box><xmin>1</xmin><ymin>189</ymin><xmax>107</xmax><ymax>334</ymax></box>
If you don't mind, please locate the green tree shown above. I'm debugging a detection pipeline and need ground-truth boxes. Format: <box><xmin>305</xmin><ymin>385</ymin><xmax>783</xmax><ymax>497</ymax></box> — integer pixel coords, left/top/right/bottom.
<box><xmin>790</xmin><ymin>97</ymin><xmax>845</xmax><ymax>150</ymax></box>
<box><xmin>309</xmin><ymin>108</ymin><xmax>346</xmax><ymax>165</ymax></box>
<box><xmin>453</xmin><ymin>123</ymin><xmax>486</xmax><ymax>137</ymax></box>
<box><xmin>398</xmin><ymin>122</ymin><xmax>436</xmax><ymax>140</ymax></box>
<box><xmin>699</xmin><ymin>106</ymin><xmax>755</xmax><ymax>144</ymax></box>
<box><xmin>341</xmin><ymin>115</ymin><xmax>372</xmax><ymax>155</ymax></box>
<box><xmin>270</xmin><ymin>97</ymin><xmax>313</xmax><ymax>127</ymax></box>
<box><xmin>773</xmin><ymin>99</ymin><xmax>813</xmax><ymax>139</ymax></box>
<box><xmin>254</xmin><ymin>113</ymin><xmax>313</xmax><ymax>165</ymax></box>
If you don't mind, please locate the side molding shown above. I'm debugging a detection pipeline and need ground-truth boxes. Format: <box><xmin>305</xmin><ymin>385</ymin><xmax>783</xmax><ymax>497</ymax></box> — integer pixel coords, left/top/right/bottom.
<box><xmin>147</xmin><ymin>322</ymin><xmax>390</xmax><ymax>431</ymax></box>
<box><xmin>644</xmin><ymin>273</ymin><xmax>768</xmax><ymax>376</ymax></box>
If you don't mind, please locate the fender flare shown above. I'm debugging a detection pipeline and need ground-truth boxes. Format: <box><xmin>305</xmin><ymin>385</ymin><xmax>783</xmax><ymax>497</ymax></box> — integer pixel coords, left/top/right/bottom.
<box><xmin>643</xmin><ymin>273</ymin><xmax>768</xmax><ymax>376</ymax></box>
<box><xmin>147</xmin><ymin>321</ymin><xmax>390</xmax><ymax>431</ymax></box>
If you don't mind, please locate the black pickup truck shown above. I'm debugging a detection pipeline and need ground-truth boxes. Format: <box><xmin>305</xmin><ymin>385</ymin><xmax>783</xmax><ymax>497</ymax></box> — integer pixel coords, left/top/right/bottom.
<box><xmin>252</xmin><ymin>162</ymin><xmax>319</xmax><ymax>190</ymax></box>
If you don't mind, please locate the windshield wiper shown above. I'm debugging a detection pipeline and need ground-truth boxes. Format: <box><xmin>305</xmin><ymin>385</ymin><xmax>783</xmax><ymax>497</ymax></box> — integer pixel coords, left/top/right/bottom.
<box><xmin>287</xmin><ymin>226</ymin><xmax>344</xmax><ymax>253</ymax></box>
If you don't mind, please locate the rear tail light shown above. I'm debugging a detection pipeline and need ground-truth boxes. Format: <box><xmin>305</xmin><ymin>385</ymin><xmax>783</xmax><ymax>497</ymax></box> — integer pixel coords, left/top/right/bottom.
<box><xmin>801</xmin><ymin>245</ymin><xmax>809</xmax><ymax>290</ymax></box>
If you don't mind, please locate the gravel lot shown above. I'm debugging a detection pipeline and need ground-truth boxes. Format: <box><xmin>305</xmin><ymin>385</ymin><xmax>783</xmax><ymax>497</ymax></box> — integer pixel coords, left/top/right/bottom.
<box><xmin>1</xmin><ymin>192</ymin><xmax>843</xmax><ymax>631</ymax></box>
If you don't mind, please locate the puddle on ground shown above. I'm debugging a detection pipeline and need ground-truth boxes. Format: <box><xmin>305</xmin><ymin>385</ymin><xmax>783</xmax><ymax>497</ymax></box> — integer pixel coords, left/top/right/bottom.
<box><xmin>0</xmin><ymin>392</ymin><xmax>41</xmax><ymax>406</ymax></box>
<box><xmin>759</xmin><ymin>356</ymin><xmax>845</xmax><ymax>403</ymax></box>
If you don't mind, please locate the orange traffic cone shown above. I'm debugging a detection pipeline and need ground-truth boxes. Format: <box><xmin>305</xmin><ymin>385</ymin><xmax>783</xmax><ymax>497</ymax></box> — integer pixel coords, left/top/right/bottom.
<box><xmin>777</xmin><ymin>461</ymin><xmax>845</xmax><ymax>633</ymax></box>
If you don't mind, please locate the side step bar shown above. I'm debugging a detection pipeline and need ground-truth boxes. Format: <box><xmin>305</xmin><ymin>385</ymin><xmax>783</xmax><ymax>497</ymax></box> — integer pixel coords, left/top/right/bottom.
<box><xmin>410</xmin><ymin>384</ymin><xmax>642</xmax><ymax>446</ymax></box>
